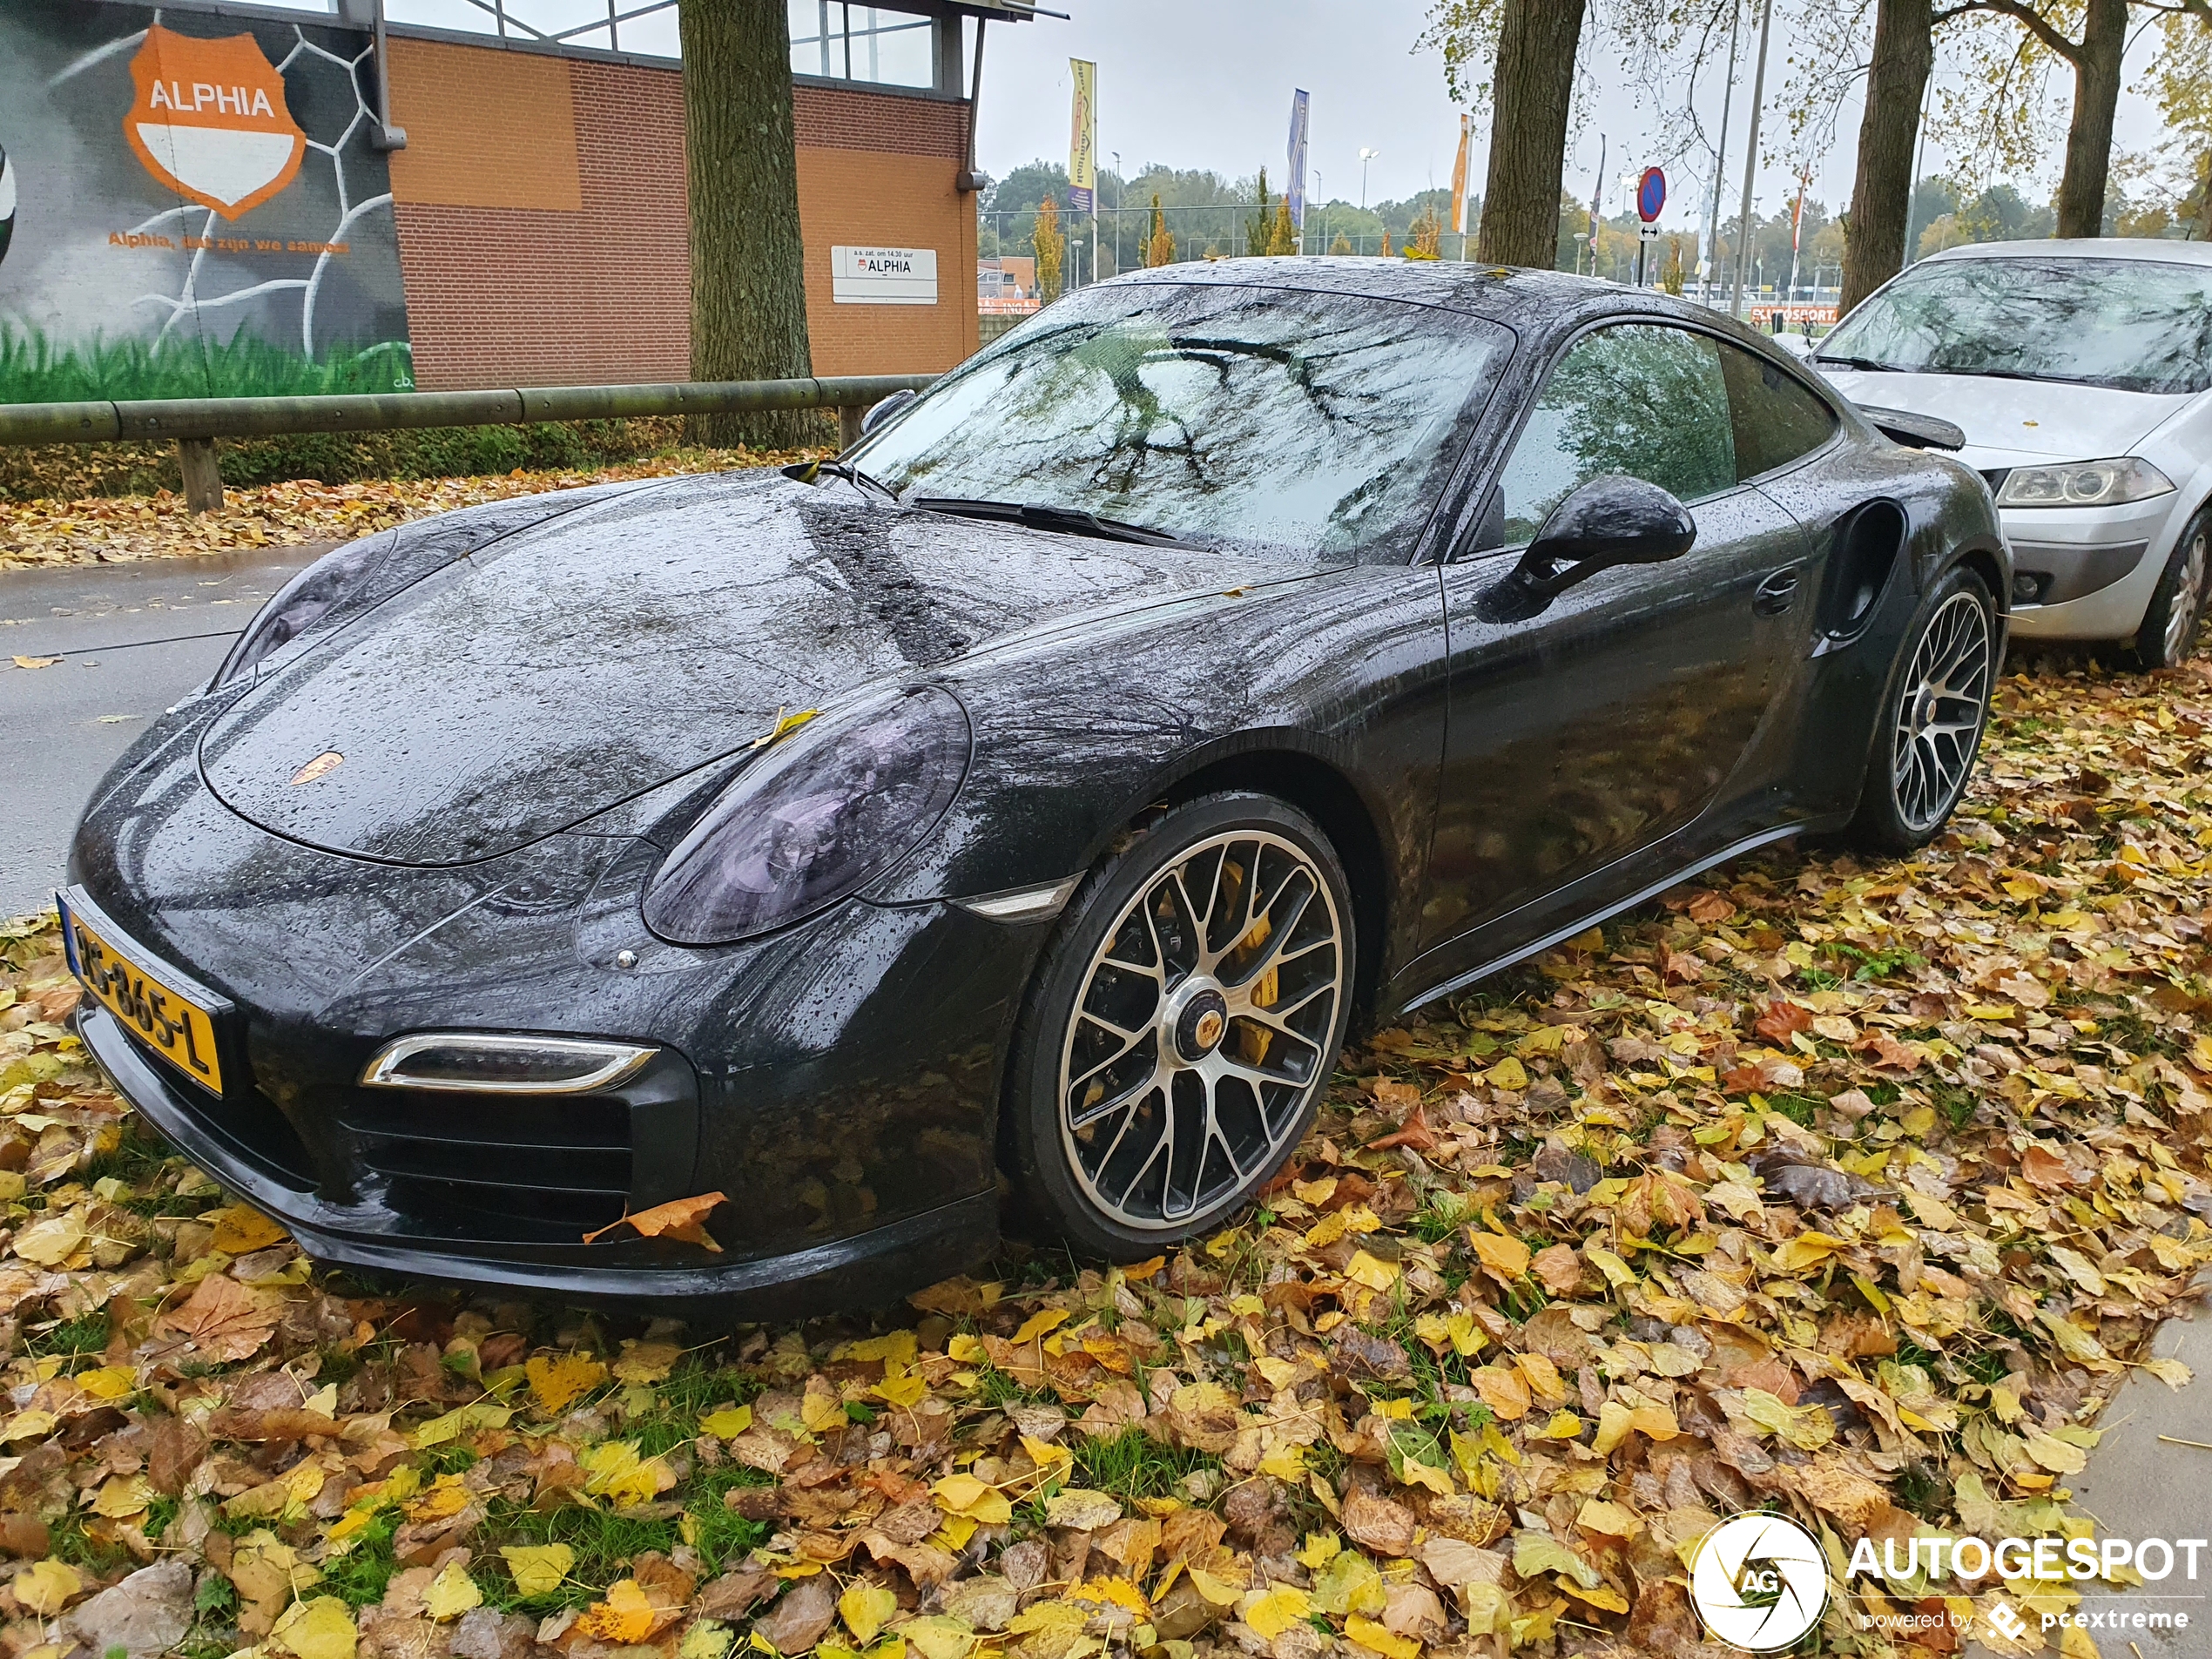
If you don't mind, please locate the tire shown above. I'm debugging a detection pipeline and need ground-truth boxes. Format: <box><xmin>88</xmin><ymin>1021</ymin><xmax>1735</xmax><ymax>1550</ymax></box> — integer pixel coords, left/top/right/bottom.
<box><xmin>2133</xmin><ymin>510</ymin><xmax>2211</xmax><ymax>670</ymax></box>
<box><xmin>1849</xmin><ymin>563</ymin><xmax>1997</xmax><ymax>855</ymax></box>
<box><xmin>1003</xmin><ymin>792</ymin><xmax>1356</xmax><ymax>1259</ymax></box>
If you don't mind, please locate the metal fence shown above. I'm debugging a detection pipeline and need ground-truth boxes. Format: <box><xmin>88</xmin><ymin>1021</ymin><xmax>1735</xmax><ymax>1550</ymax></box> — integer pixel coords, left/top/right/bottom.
<box><xmin>0</xmin><ymin>373</ymin><xmax>935</xmax><ymax>512</ymax></box>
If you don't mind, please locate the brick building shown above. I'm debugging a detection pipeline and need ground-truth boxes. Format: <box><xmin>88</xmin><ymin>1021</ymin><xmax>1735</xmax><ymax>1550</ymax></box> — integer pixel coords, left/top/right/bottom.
<box><xmin>364</xmin><ymin>0</ymin><xmax>1026</xmax><ymax>388</ymax></box>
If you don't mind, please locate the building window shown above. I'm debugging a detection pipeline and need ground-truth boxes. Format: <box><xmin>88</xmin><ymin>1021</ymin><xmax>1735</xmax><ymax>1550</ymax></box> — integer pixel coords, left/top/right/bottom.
<box><xmin>788</xmin><ymin>2</ymin><xmax>935</xmax><ymax>88</ymax></box>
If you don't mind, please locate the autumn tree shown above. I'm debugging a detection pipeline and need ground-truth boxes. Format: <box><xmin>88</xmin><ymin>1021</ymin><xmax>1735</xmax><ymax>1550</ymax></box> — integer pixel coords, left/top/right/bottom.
<box><xmin>2143</xmin><ymin>9</ymin><xmax>2212</xmax><ymax>238</ymax></box>
<box><xmin>1424</xmin><ymin>0</ymin><xmax>1588</xmax><ymax>266</ymax></box>
<box><xmin>1331</xmin><ymin>230</ymin><xmax>1355</xmax><ymax>253</ymax></box>
<box><xmin>1245</xmin><ymin>169</ymin><xmax>1275</xmax><ymax>257</ymax></box>
<box><xmin>678</xmin><ymin>0</ymin><xmax>812</xmax><ymax>448</ymax></box>
<box><xmin>1935</xmin><ymin>0</ymin><xmax>2131</xmax><ymax>238</ymax></box>
<box><xmin>1408</xmin><ymin>201</ymin><xmax>1446</xmax><ymax>256</ymax></box>
<box><xmin>1035</xmin><ymin>193</ymin><xmax>1065</xmax><ymax>302</ymax></box>
<box><xmin>1268</xmin><ymin>197</ymin><xmax>1299</xmax><ymax>254</ymax></box>
<box><xmin>1146</xmin><ymin>194</ymin><xmax>1177</xmax><ymax>266</ymax></box>
<box><xmin>1836</xmin><ymin>0</ymin><xmax>1936</xmax><ymax>313</ymax></box>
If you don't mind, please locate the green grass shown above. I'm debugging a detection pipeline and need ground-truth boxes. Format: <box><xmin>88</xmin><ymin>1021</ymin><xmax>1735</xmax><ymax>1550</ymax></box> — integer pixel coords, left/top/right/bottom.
<box><xmin>476</xmin><ymin>1470</ymin><xmax>770</xmax><ymax>1612</ymax></box>
<box><xmin>24</xmin><ymin>1310</ymin><xmax>110</xmax><ymax>1366</ymax></box>
<box><xmin>1070</xmin><ymin>1426</ymin><xmax>1222</xmax><ymax>1507</ymax></box>
<box><xmin>0</xmin><ymin>321</ymin><xmax>413</xmax><ymax>402</ymax></box>
<box><xmin>319</xmin><ymin>1510</ymin><xmax>402</xmax><ymax>1608</ymax></box>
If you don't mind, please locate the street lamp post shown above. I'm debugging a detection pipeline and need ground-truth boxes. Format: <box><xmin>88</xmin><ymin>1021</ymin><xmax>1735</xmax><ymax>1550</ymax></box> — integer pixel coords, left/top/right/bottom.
<box><xmin>1359</xmin><ymin>147</ymin><xmax>1379</xmax><ymax>211</ymax></box>
<box><xmin>1112</xmin><ymin>150</ymin><xmax>1123</xmax><ymax>274</ymax></box>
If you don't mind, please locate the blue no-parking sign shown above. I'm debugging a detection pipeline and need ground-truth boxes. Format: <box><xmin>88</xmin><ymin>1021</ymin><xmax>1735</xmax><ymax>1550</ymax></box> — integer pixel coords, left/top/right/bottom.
<box><xmin>1636</xmin><ymin>166</ymin><xmax>1667</xmax><ymax>223</ymax></box>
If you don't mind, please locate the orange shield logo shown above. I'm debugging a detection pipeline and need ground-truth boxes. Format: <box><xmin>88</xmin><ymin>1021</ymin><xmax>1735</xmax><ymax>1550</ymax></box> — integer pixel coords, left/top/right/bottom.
<box><xmin>125</xmin><ymin>26</ymin><xmax>305</xmax><ymax>220</ymax></box>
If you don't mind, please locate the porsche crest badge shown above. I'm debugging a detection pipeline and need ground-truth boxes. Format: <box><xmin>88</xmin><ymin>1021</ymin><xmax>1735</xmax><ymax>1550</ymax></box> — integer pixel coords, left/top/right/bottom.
<box><xmin>125</xmin><ymin>26</ymin><xmax>306</xmax><ymax>220</ymax></box>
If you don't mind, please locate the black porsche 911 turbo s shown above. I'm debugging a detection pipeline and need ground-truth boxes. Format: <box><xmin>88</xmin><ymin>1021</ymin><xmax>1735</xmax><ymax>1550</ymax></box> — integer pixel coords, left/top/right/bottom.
<box><xmin>64</xmin><ymin>260</ymin><xmax>2006</xmax><ymax>1316</ymax></box>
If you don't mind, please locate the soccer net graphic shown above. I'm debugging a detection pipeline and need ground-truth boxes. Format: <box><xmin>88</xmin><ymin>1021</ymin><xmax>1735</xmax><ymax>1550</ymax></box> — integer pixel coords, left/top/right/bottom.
<box><xmin>49</xmin><ymin>10</ymin><xmax>401</xmax><ymax>374</ymax></box>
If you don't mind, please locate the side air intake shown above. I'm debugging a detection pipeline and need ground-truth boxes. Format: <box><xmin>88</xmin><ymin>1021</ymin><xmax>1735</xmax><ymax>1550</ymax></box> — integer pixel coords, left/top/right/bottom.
<box><xmin>1818</xmin><ymin>499</ymin><xmax>1907</xmax><ymax>641</ymax></box>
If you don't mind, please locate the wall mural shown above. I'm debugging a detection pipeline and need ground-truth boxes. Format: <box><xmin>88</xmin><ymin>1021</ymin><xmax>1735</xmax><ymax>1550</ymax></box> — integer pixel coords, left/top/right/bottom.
<box><xmin>0</xmin><ymin>1</ymin><xmax>411</xmax><ymax>402</ymax></box>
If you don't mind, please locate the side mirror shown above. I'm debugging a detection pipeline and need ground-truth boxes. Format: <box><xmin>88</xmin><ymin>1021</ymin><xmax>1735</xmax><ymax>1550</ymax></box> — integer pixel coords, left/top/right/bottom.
<box><xmin>1474</xmin><ymin>474</ymin><xmax>1696</xmax><ymax>623</ymax></box>
<box><xmin>860</xmin><ymin>388</ymin><xmax>918</xmax><ymax>438</ymax></box>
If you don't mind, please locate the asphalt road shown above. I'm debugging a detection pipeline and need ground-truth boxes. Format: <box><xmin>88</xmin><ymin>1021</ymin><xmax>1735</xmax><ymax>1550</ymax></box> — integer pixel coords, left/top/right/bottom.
<box><xmin>0</xmin><ymin>545</ymin><xmax>329</xmax><ymax>919</ymax></box>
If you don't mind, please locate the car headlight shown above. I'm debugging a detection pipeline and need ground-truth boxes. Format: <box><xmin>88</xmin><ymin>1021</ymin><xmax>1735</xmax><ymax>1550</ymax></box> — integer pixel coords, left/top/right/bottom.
<box><xmin>643</xmin><ymin>686</ymin><xmax>969</xmax><ymax>946</ymax></box>
<box><xmin>210</xmin><ymin>535</ymin><xmax>389</xmax><ymax>689</ymax></box>
<box><xmin>1996</xmin><ymin>456</ymin><xmax>2174</xmax><ymax>509</ymax></box>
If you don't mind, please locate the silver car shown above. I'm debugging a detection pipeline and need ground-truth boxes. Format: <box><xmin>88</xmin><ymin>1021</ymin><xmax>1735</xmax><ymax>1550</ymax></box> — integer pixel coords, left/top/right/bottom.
<box><xmin>1813</xmin><ymin>239</ymin><xmax>2212</xmax><ymax>664</ymax></box>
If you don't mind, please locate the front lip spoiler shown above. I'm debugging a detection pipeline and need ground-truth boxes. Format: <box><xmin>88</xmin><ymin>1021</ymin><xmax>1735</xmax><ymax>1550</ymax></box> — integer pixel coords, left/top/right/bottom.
<box><xmin>78</xmin><ymin>1001</ymin><xmax>998</xmax><ymax>1318</ymax></box>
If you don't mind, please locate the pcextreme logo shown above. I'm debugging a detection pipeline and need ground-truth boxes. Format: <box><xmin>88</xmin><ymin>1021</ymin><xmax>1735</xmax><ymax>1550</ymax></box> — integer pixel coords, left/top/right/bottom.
<box><xmin>1689</xmin><ymin>1513</ymin><xmax>1830</xmax><ymax>1651</ymax></box>
<box><xmin>125</xmin><ymin>25</ymin><xmax>306</xmax><ymax>219</ymax></box>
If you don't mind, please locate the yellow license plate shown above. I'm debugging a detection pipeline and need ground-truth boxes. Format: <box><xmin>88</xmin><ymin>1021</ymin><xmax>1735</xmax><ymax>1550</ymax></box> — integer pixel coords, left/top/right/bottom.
<box><xmin>64</xmin><ymin>906</ymin><xmax>224</xmax><ymax>1095</ymax></box>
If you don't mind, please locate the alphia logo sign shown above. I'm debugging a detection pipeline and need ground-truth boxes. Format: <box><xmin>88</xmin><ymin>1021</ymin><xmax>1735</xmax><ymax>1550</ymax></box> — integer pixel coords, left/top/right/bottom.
<box><xmin>1689</xmin><ymin>1513</ymin><xmax>1831</xmax><ymax>1651</ymax></box>
<box><xmin>125</xmin><ymin>25</ymin><xmax>306</xmax><ymax>219</ymax></box>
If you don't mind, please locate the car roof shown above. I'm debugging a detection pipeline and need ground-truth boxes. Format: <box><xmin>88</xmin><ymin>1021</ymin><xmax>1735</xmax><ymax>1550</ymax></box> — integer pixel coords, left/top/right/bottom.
<box><xmin>1919</xmin><ymin>237</ymin><xmax>2212</xmax><ymax>268</ymax></box>
<box><xmin>1089</xmin><ymin>255</ymin><xmax>1757</xmax><ymax>338</ymax></box>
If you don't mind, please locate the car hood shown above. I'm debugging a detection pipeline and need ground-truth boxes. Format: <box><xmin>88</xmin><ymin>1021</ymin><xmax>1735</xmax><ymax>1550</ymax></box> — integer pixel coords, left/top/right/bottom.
<box><xmin>199</xmin><ymin>472</ymin><xmax>1280</xmax><ymax>866</ymax></box>
<box><xmin>1818</xmin><ymin>367</ymin><xmax>2192</xmax><ymax>468</ymax></box>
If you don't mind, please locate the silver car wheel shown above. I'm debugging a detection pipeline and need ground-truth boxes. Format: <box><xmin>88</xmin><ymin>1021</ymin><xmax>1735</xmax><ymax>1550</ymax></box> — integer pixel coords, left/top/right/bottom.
<box><xmin>2164</xmin><ymin>527</ymin><xmax>2209</xmax><ymax>664</ymax></box>
<box><xmin>1892</xmin><ymin>589</ymin><xmax>1993</xmax><ymax>833</ymax></box>
<box><xmin>1057</xmin><ymin>830</ymin><xmax>1345</xmax><ymax>1231</ymax></box>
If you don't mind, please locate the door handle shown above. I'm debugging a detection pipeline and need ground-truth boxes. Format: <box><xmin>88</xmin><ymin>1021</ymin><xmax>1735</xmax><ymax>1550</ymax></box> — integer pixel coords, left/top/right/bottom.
<box><xmin>1754</xmin><ymin>567</ymin><xmax>1802</xmax><ymax>616</ymax></box>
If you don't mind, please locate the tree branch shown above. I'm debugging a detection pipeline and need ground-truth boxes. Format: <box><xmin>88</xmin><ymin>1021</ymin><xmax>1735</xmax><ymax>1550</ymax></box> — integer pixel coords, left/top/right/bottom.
<box><xmin>1933</xmin><ymin>0</ymin><xmax>2084</xmax><ymax>59</ymax></box>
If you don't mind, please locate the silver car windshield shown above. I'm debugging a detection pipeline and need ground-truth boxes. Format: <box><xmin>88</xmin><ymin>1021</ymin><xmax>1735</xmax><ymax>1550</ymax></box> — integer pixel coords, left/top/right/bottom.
<box><xmin>853</xmin><ymin>281</ymin><xmax>1510</xmax><ymax>559</ymax></box>
<box><xmin>1818</xmin><ymin>256</ymin><xmax>2212</xmax><ymax>395</ymax></box>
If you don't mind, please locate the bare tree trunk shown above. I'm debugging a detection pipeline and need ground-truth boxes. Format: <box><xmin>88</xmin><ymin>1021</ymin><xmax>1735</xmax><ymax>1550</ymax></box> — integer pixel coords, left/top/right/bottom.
<box><xmin>1839</xmin><ymin>0</ymin><xmax>1933</xmax><ymax>314</ymax></box>
<box><xmin>2195</xmin><ymin>151</ymin><xmax>2212</xmax><ymax>239</ymax></box>
<box><xmin>679</xmin><ymin>0</ymin><xmax>815</xmax><ymax>450</ymax></box>
<box><xmin>2055</xmin><ymin>0</ymin><xmax>2127</xmax><ymax>237</ymax></box>
<box><xmin>1475</xmin><ymin>0</ymin><xmax>1587</xmax><ymax>268</ymax></box>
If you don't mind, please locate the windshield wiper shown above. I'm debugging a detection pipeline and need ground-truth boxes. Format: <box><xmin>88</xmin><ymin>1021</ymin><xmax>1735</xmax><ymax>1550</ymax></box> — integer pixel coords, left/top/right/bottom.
<box><xmin>910</xmin><ymin>497</ymin><xmax>1182</xmax><ymax>547</ymax></box>
<box><xmin>1811</xmin><ymin>353</ymin><xmax>1906</xmax><ymax>373</ymax></box>
<box><xmin>784</xmin><ymin>458</ymin><xmax>901</xmax><ymax>502</ymax></box>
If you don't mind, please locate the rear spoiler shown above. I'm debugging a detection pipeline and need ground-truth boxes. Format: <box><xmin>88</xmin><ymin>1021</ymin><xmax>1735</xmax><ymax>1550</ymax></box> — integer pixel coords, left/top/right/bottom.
<box><xmin>1855</xmin><ymin>403</ymin><xmax>1966</xmax><ymax>452</ymax></box>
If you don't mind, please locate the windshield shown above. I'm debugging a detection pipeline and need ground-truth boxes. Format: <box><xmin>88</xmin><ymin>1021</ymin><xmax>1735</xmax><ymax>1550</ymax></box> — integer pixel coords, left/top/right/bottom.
<box><xmin>852</xmin><ymin>281</ymin><xmax>1510</xmax><ymax>559</ymax></box>
<box><xmin>1817</xmin><ymin>256</ymin><xmax>2212</xmax><ymax>395</ymax></box>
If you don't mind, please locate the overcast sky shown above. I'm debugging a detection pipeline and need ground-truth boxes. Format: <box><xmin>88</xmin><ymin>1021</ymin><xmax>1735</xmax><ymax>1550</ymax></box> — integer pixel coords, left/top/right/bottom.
<box><xmin>272</xmin><ymin>0</ymin><xmax>2171</xmax><ymax>235</ymax></box>
<box><xmin>968</xmin><ymin>0</ymin><xmax>2169</xmax><ymax>234</ymax></box>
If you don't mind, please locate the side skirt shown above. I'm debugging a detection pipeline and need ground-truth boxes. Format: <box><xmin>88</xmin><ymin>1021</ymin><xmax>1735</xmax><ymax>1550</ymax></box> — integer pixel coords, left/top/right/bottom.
<box><xmin>1394</xmin><ymin>815</ymin><xmax>1848</xmax><ymax>1015</ymax></box>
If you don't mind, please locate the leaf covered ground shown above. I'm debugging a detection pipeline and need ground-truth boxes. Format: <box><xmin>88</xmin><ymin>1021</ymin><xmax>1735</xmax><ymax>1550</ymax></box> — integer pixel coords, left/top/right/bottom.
<box><xmin>0</xmin><ymin>447</ymin><xmax>827</xmax><ymax>572</ymax></box>
<box><xmin>3</xmin><ymin>654</ymin><xmax>2211</xmax><ymax>1659</ymax></box>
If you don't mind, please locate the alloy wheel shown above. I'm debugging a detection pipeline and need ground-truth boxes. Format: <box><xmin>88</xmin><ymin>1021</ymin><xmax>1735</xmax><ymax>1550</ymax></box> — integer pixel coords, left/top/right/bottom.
<box><xmin>1057</xmin><ymin>830</ymin><xmax>1345</xmax><ymax>1231</ymax></box>
<box><xmin>2165</xmin><ymin>528</ymin><xmax>2209</xmax><ymax>664</ymax></box>
<box><xmin>1892</xmin><ymin>590</ymin><xmax>1993</xmax><ymax>833</ymax></box>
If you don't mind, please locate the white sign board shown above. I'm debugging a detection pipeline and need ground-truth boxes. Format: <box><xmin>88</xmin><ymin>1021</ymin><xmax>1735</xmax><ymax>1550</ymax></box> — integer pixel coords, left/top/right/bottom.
<box><xmin>833</xmin><ymin>246</ymin><xmax>938</xmax><ymax>305</ymax></box>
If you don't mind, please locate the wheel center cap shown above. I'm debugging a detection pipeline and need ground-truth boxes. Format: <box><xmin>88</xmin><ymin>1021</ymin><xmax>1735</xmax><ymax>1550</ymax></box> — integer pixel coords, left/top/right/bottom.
<box><xmin>1172</xmin><ymin>987</ymin><xmax>1231</xmax><ymax>1062</ymax></box>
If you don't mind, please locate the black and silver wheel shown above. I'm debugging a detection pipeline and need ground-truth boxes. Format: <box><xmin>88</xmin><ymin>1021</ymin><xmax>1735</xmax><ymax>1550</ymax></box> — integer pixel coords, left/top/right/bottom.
<box><xmin>2134</xmin><ymin>512</ymin><xmax>2210</xmax><ymax>670</ymax></box>
<box><xmin>1851</xmin><ymin>565</ymin><xmax>1995</xmax><ymax>853</ymax></box>
<box><xmin>1006</xmin><ymin>792</ymin><xmax>1353</xmax><ymax>1257</ymax></box>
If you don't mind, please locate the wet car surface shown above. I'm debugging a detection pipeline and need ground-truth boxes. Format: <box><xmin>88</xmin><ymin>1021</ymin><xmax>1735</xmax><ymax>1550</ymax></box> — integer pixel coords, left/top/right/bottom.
<box><xmin>66</xmin><ymin>260</ymin><xmax>2007</xmax><ymax>1314</ymax></box>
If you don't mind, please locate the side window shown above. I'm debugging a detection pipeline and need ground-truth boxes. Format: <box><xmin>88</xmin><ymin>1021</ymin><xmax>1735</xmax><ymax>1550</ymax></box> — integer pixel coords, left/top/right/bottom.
<box><xmin>1493</xmin><ymin>323</ymin><xmax>1737</xmax><ymax>545</ymax></box>
<box><xmin>1719</xmin><ymin>343</ymin><xmax>1838</xmax><ymax>481</ymax></box>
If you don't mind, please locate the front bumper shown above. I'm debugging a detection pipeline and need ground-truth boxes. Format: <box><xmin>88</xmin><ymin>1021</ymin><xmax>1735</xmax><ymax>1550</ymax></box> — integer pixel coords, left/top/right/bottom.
<box><xmin>67</xmin><ymin>714</ymin><xmax>1034</xmax><ymax>1315</ymax></box>
<box><xmin>81</xmin><ymin>999</ymin><xmax>996</xmax><ymax>1318</ymax></box>
<box><xmin>2000</xmin><ymin>495</ymin><xmax>2176</xmax><ymax>641</ymax></box>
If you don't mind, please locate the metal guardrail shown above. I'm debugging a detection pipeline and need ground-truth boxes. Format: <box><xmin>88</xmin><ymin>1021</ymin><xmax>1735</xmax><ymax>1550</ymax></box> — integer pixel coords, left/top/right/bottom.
<box><xmin>0</xmin><ymin>374</ymin><xmax>937</xmax><ymax>512</ymax></box>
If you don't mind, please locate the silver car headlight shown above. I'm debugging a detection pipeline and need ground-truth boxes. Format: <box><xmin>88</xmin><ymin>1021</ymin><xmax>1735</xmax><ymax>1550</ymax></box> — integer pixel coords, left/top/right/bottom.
<box><xmin>1996</xmin><ymin>457</ymin><xmax>2174</xmax><ymax>508</ymax></box>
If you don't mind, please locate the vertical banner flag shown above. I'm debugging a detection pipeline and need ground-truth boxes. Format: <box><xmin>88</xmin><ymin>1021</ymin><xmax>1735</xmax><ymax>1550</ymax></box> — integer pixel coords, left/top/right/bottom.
<box><xmin>1068</xmin><ymin>59</ymin><xmax>1096</xmax><ymax>213</ymax></box>
<box><xmin>1588</xmin><ymin>133</ymin><xmax>1606</xmax><ymax>266</ymax></box>
<box><xmin>1285</xmin><ymin>88</ymin><xmax>1310</xmax><ymax>231</ymax></box>
<box><xmin>1787</xmin><ymin>168</ymin><xmax>1807</xmax><ymax>297</ymax></box>
<box><xmin>1449</xmin><ymin>112</ymin><xmax>1471</xmax><ymax>234</ymax></box>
